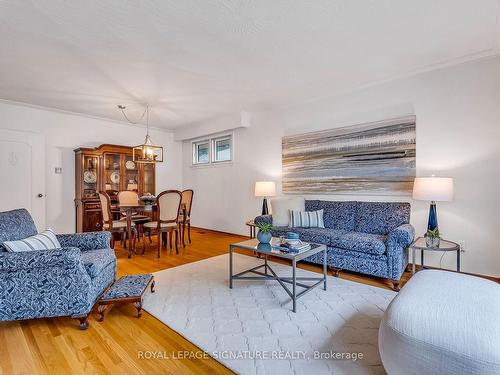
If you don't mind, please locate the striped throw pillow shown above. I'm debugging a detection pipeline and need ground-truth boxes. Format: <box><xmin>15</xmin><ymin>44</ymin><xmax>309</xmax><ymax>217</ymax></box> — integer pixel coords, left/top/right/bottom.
<box><xmin>288</xmin><ymin>209</ymin><xmax>325</xmax><ymax>228</ymax></box>
<box><xmin>3</xmin><ymin>229</ymin><xmax>61</xmax><ymax>253</ymax></box>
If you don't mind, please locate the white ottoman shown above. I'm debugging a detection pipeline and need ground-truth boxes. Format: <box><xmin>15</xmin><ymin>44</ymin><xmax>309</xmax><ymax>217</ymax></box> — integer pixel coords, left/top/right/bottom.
<box><xmin>379</xmin><ymin>270</ymin><xmax>500</xmax><ymax>375</ymax></box>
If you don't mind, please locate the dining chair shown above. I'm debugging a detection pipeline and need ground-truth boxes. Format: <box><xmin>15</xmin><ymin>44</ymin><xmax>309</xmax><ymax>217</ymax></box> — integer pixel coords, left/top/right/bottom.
<box><xmin>179</xmin><ymin>189</ymin><xmax>194</xmax><ymax>246</ymax></box>
<box><xmin>118</xmin><ymin>191</ymin><xmax>149</xmax><ymax>252</ymax></box>
<box><xmin>98</xmin><ymin>191</ymin><xmax>136</xmax><ymax>249</ymax></box>
<box><xmin>143</xmin><ymin>190</ymin><xmax>182</xmax><ymax>258</ymax></box>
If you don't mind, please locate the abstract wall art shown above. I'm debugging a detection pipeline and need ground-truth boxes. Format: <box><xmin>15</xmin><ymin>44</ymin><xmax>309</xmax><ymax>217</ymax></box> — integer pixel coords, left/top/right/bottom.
<box><xmin>282</xmin><ymin>115</ymin><xmax>416</xmax><ymax>194</ymax></box>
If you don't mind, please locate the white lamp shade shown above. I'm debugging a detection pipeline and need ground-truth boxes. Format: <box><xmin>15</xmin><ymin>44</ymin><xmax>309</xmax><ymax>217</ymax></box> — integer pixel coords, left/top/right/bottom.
<box><xmin>412</xmin><ymin>177</ymin><xmax>454</xmax><ymax>202</ymax></box>
<box><xmin>254</xmin><ymin>181</ymin><xmax>276</xmax><ymax>197</ymax></box>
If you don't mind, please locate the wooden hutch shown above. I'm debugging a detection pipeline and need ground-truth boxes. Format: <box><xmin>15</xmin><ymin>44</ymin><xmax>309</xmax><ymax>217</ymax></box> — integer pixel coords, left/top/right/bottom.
<box><xmin>75</xmin><ymin>144</ymin><xmax>155</xmax><ymax>232</ymax></box>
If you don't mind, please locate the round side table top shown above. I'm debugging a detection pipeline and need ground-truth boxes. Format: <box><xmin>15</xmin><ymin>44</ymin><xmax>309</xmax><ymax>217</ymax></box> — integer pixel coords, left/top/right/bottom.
<box><xmin>411</xmin><ymin>236</ymin><xmax>460</xmax><ymax>251</ymax></box>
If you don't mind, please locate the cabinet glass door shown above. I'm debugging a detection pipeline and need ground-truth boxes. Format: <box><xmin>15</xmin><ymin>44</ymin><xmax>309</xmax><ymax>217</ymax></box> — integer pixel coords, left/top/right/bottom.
<box><xmin>103</xmin><ymin>153</ymin><xmax>122</xmax><ymax>192</ymax></box>
<box><xmin>82</xmin><ymin>156</ymin><xmax>99</xmax><ymax>198</ymax></box>
<box><xmin>142</xmin><ymin>163</ymin><xmax>155</xmax><ymax>195</ymax></box>
<box><xmin>124</xmin><ymin>155</ymin><xmax>139</xmax><ymax>191</ymax></box>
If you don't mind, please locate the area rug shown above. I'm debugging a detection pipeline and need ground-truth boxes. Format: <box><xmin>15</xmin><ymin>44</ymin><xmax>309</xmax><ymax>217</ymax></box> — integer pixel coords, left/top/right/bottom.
<box><xmin>143</xmin><ymin>253</ymin><xmax>395</xmax><ymax>375</ymax></box>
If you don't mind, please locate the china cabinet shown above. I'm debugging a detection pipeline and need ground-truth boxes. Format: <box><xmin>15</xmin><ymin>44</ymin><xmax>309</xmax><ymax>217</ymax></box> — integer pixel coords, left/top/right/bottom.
<box><xmin>75</xmin><ymin>144</ymin><xmax>156</xmax><ymax>232</ymax></box>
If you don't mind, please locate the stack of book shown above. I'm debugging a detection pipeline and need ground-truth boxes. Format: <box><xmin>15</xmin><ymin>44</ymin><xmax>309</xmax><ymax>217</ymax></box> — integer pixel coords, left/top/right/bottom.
<box><xmin>272</xmin><ymin>239</ymin><xmax>311</xmax><ymax>253</ymax></box>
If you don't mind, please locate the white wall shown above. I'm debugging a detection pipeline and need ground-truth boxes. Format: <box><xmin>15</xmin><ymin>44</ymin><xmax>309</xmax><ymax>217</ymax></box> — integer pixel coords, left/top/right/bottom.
<box><xmin>182</xmin><ymin>55</ymin><xmax>500</xmax><ymax>277</ymax></box>
<box><xmin>0</xmin><ymin>101</ymin><xmax>182</xmax><ymax>233</ymax></box>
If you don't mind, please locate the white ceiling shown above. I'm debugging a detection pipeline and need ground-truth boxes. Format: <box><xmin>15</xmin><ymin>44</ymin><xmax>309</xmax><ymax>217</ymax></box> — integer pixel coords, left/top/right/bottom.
<box><xmin>0</xmin><ymin>0</ymin><xmax>499</xmax><ymax>129</ymax></box>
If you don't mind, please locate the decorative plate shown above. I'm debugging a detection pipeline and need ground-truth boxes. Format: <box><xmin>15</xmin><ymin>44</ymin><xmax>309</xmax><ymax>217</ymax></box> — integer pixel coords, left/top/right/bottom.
<box><xmin>125</xmin><ymin>160</ymin><xmax>136</xmax><ymax>170</ymax></box>
<box><xmin>110</xmin><ymin>171</ymin><xmax>120</xmax><ymax>184</ymax></box>
<box><xmin>83</xmin><ymin>170</ymin><xmax>97</xmax><ymax>184</ymax></box>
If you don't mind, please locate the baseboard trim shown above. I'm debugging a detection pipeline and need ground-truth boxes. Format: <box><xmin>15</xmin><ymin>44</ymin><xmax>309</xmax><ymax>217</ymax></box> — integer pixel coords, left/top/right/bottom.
<box><xmin>191</xmin><ymin>226</ymin><xmax>249</xmax><ymax>239</ymax></box>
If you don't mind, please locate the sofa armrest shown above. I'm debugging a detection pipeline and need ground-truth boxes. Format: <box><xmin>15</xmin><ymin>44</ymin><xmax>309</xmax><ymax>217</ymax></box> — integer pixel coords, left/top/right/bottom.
<box><xmin>57</xmin><ymin>231</ymin><xmax>111</xmax><ymax>251</ymax></box>
<box><xmin>254</xmin><ymin>215</ymin><xmax>272</xmax><ymax>226</ymax></box>
<box><xmin>387</xmin><ymin>224</ymin><xmax>415</xmax><ymax>250</ymax></box>
<box><xmin>0</xmin><ymin>248</ymin><xmax>81</xmax><ymax>271</ymax></box>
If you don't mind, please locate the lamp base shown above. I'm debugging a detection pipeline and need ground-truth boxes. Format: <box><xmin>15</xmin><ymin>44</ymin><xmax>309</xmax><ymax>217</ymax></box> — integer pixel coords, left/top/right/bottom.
<box><xmin>427</xmin><ymin>201</ymin><xmax>438</xmax><ymax>231</ymax></box>
<box><xmin>261</xmin><ymin>198</ymin><xmax>269</xmax><ymax>215</ymax></box>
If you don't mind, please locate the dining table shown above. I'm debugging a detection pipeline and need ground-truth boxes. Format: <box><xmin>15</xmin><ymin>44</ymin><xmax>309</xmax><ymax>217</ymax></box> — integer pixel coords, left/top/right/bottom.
<box><xmin>111</xmin><ymin>202</ymin><xmax>156</xmax><ymax>258</ymax></box>
<box><xmin>111</xmin><ymin>202</ymin><xmax>187</xmax><ymax>258</ymax></box>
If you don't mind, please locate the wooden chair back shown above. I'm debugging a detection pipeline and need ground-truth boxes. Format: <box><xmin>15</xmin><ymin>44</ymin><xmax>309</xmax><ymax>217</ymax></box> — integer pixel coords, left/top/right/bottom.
<box><xmin>157</xmin><ymin>190</ymin><xmax>182</xmax><ymax>225</ymax></box>
<box><xmin>181</xmin><ymin>189</ymin><xmax>194</xmax><ymax>216</ymax></box>
<box><xmin>98</xmin><ymin>191</ymin><xmax>113</xmax><ymax>228</ymax></box>
<box><xmin>118</xmin><ymin>191</ymin><xmax>139</xmax><ymax>205</ymax></box>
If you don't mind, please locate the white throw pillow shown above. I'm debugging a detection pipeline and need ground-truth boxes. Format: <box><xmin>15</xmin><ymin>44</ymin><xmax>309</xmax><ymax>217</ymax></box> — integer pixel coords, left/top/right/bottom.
<box><xmin>270</xmin><ymin>197</ymin><xmax>305</xmax><ymax>226</ymax></box>
<box><xmin>289</xmin><ymin>209</ymin><xmax>325</xmax><ymax>228</ymax></box>
<box><xmin>3</xmin><ymin>229</ymin><xmax>61</xmax><ymax>252</ymax></box>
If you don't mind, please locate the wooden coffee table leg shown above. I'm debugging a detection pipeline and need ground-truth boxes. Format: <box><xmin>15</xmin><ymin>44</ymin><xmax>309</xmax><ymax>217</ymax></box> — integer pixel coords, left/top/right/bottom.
<box><xmin>134</xmin><ymin>301</ymin><xmax>143</xmax><ymax>317</ymax></box>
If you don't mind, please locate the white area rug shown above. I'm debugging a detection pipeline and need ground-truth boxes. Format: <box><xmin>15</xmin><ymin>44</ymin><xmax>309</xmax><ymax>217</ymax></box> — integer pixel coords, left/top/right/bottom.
<box><xmin>143</xmin><ymin>254</ymin><xmax>395</xmax><ymax>375</ymax></box>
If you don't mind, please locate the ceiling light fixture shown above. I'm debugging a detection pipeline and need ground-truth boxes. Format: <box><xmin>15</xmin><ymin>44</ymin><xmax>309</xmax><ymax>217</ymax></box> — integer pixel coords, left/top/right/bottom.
<box><xmin>118</xmin><ymin>104</ymin><xmax>164</xmax><ymax>163</ymax></box>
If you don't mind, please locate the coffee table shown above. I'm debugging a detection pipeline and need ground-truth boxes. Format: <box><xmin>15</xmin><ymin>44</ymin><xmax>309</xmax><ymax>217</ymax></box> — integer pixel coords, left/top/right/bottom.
<box><xmin>229</xmin><ymin>238</ymin><xmax>327</xmax><ymax>312</ymax></box>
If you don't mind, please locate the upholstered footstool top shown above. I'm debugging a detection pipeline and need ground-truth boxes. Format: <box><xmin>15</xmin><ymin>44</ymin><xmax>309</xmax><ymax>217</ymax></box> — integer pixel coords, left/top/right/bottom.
<box><xmin>379</xmin><ymin>270</ymin><xmax>500</xmax><ymax>375</ymax></box>
<box><xmin>98</xmin><ymin>274</ymin><xmax>155</xmax><ymax>321</ymax></box>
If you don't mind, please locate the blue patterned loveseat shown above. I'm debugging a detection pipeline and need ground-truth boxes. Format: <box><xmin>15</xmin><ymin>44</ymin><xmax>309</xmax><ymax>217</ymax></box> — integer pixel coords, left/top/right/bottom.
<box><xmin>0</xmin><ymin>209</ymin><xmax>116</xmax><ymax>329</ymax></box>
<box><xmin>255</xmin><ymin>200</ymin><xmax>415</xmax><ymax>290</ymax></box>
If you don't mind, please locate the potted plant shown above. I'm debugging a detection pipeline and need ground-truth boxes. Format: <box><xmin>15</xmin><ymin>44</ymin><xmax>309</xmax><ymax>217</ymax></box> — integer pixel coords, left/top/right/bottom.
<box><xmin>256</xmin><ymin>222</ymin><xmax>273</xmax><ymax>244</ymax></box>
<box><xmin>425</xmin><ymin>228</ymin><xmax>441</xmax><ymax>248</ymax></box>
<box><xmin>140</xmin><ymin>193</ymin><xmax>156</xmax><ymax>211</ymax></box>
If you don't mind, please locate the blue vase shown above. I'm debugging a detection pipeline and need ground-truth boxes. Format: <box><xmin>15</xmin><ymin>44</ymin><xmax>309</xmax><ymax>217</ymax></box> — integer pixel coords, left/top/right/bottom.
<box><xmin>257</xmin><ymin>243</ymin><xmax>272</xmax><ymax>252</ymax></box>
<box><xmin>257</xmin><ymin>230</ymin><xmax>272</xmax><ymax>244</ymax></box>
<box><xmin>427</xmin><ymin>202</ymin><xmax>438</xmax><ymax>231</ymax></box>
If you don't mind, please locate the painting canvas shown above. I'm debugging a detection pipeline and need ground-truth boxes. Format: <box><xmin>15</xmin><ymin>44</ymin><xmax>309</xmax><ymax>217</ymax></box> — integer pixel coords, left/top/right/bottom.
<box><xmin>282</xmin><ymin>115</ymin><xmax>416</xmax><ymax>194</ymax></box>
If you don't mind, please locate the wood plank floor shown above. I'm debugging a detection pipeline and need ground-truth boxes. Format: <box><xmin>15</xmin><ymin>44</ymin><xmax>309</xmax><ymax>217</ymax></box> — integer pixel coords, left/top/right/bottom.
<box><xmin>0</xmin><ymin>228</ymin><xmax>412</xmax><ymax>375</ymax></box>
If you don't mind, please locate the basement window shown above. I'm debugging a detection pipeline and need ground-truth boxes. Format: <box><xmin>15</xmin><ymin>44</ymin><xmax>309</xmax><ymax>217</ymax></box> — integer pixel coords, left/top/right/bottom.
<box><xmin>192</xmin><ymin>134</ymin><xmax>233</xmax><ymax>165</ymax></box>
<box><xmin>193</xmin><ymin>140</ymin><xmax>210</xmax><ymax>165</ymax></box>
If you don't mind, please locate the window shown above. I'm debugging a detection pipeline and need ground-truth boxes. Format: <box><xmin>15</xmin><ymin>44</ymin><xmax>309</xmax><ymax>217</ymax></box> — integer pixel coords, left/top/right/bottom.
<box><xmin>193</xmin><ymin>140</ymin><xmax>210</xmax><ymax>165</ymax></box>
<box><xmin>213</xmin><ymin>136</ymin><xmax>232</xmax><ymax>162</ymax></box>
<box><xmin>192</xmin><ymin>134</ymin><xmax>232</xmax><ymax>165</ymax></box>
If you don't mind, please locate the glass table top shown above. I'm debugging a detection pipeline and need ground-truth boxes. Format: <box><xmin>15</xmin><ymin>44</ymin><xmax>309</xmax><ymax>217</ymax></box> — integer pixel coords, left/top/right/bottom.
<box><xmin>231</xmin><ymin>237</ymin><xmax>326</xmax><ymax>260</ymax></box>
<box><xmin>411</xmin><ymin>236</ymin><xmax>460</xmax><ymax>251</ymax></box>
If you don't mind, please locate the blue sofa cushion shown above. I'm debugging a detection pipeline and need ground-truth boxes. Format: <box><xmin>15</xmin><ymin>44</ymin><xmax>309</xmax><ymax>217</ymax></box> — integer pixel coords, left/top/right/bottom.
<box><xmin>0</xmin><ymin>209</ymin><xmax>38</xmax><ymax>251</ymax></box>
<box><xmin>293</xmin><ymin>227</ymin><xmax>346</xmax><ymax>246</ymax></box>
<box><xmin>354</xmin><ymin>202</ymin><xmax>411</xmax><ymax>235</ymax></box>
<box><xmin>333</xmin><ymin>232</ymin><xmax>387</xmax><ymax>255</ymax></box>
<box><xmin>305</xmin><ymin>200</ymin><xmax>356</xmax><ymax>231</ymax></box>
<box><xmin>80</xmin><ymin>248</ymin><xmax>116</xmax><ymax>279</ymax></box>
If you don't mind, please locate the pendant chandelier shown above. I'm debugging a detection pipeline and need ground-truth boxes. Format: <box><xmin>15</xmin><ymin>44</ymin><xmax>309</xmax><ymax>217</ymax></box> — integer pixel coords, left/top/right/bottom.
<box><xmin>118</xmin><ymin>104</ymin><xmax>164</xmax><ymax>163</ymax></box>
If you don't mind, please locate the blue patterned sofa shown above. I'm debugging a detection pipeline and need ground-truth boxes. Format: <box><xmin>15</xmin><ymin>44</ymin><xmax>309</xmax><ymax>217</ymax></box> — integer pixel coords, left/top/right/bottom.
<box><xmin>255</xmin><ymin>200</ymin><xmax>415</xmax><ymax>290</ymax></box>
<box><xmin>0</xmin><ymin>209</ymin><xmax>116</xmax><ymax>329</ymax></box>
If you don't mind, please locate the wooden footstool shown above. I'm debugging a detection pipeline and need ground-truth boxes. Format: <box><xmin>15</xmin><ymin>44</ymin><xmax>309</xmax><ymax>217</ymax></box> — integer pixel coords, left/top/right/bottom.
<box><xmin>98</xmin><ymin>274</ymin><xmax>155</xmax><ymax>321</ymax></box>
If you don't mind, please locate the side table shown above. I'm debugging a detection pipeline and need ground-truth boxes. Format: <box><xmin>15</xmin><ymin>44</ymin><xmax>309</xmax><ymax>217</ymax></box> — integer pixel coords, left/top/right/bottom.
<box><xmin>245</xmin><ymin>219</ymin><xmax>257</xmax><ymax>238</ymax></box>
<box><xmin>410</xmin><ymin>237</ymin><xmax>460</xmax><ymax>274</ymax></box>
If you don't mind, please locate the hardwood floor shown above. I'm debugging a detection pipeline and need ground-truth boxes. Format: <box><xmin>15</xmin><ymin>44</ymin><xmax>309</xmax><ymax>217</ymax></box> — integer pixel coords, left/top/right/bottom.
<box><xmin>0</xmin><ymin>228</ymin><xmax>411</xmax><ymax>375</ymax></box>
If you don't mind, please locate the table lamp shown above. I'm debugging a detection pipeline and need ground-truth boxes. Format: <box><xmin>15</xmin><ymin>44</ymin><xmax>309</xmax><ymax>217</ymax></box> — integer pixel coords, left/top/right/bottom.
<box><xmin>412</xmin><ymin>177</ymin><xmax>454</xmax><ymax>231</ymax></box>
<box><xmin>255</xmin><ymin>181</ymin><xmax>276</xmax><ymax>215</ymax></box>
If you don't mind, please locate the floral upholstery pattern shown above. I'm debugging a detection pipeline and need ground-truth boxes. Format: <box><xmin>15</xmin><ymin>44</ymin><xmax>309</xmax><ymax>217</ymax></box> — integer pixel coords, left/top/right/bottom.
<box><xmin>255</xmin><ymin>199</ymin><xmax>414</xmax><ymax>283</ymax></box>
<box><xmin>254</xmin><ymin>215</ymin><xmax>272</xmax><ymax>226</ymax></box>
<box><xmin>101</xmin><ymin>274</ymin><xmax>153</xmax><ymax>300</ymax></box>
<box><xmin>354</xmin><ymin>202</ymin><xmax>411</xmax><ymax>235</ymax></box>
<box><xmin>332</xmin><ymin>232</ymin><xmax>387</xmax><ymax>255</ymax></box>
<box><xmin>0</xmin><ymin>209</ymin><xmax>38</xmax><ymax>251</ymax></box>
<box><xmin>80</xmin><ymin>248</ymin><xmax>116</xmax><ymax>279</ymax></box>
<box><xmin>292</xmin><ymin>227</ymin><xmax>346</xmax><ymax>246</ymax></box>
<box><xmin>0</xmin><ymin>209</ymin><xmax>116</xmax><ymax>322</ymax></box>
<box><xmin>305</xmin><ymin>200</ymin><xmax>357</xmax><ymax>230</ymax></box>
<box><xmin>57</xmin><ymin>231</ymin><xmax>111</xmax><ymax>251</ymax></box>
<box><xmin>386</xmin><ymin>223</ymin><xmax>415</xmax><ymax>249</ymax></box>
